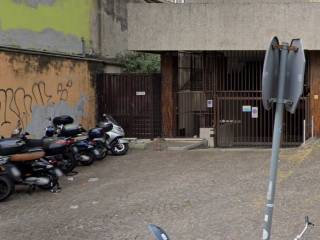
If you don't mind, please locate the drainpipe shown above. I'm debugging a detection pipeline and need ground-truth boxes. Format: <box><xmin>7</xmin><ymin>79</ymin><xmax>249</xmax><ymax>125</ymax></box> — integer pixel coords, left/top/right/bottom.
<box><xmin>81</xmin><ymin>37</ymin><xmax>86</xmax><ymax>56</ymax></box>
<box><xmin>97</xmin><ymin>0</ymin><xmax>102</xmax><ymax>56</ymax></box>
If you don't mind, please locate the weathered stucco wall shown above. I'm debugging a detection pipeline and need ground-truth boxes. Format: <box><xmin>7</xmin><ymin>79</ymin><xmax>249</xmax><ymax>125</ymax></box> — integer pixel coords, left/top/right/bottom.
<box><xmin>99</xmin><ymin>0</ymin><xmax>145</xmax><ymax>57</ymax></box>
<box><xmin>0</xmin><ymin>0</ymin><xmax>93</xmax><ymax>54</ymax></box>
<box><xmin>177</xmin><ymin>0</ymin><xmax>309</xmax><ymax>2</ymax></box>
<box><xmin>128</xmin><ymin>2</ymin><xmax>320</xmax><ymax>51</ymax></box>
<box><xmin>0</xmin><ymin>51</ymin><xmax>97</xmax><ymax>137</ymax></box>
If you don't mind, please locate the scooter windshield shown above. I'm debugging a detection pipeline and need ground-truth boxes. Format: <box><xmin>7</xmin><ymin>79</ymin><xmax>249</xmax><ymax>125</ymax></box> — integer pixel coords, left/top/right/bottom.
<box><xmin>105</xmin><ymin>115</ymin><xmax>118</xmax><ymax>125</ymax></box>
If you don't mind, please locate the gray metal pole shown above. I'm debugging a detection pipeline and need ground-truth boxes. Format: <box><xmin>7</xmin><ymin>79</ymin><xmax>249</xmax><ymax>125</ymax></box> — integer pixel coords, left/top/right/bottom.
<box><xmin>262</xmin><ymin>43</ymin><xmax>289</xmax><ymax>240</ymax></box>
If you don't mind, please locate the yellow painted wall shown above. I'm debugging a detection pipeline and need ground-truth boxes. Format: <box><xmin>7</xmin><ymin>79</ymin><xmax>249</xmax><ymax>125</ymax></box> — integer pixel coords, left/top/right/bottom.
<box><xmin>0</xmin><ymin>51</ymin><xmax>97</xmax><ymax>137</ymax></box>
<box><xmin>0</xmin><ymin>0</ymin><xmax>92</xmax><ymax>41</ymax></box>
<box><xmin>0</xmin><ymin>0</ymin><xmax>95</xmax><ymax>54</ymax></box>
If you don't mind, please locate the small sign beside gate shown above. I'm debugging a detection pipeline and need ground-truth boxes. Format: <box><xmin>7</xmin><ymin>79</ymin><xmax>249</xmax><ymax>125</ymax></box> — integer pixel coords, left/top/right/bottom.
<box><xmin>252</xmin><ymin>107</ymin><xmax>258</xmax><ymax>118</ymax></box>
<box><xmin>136</xmin><ymin>91</ymin><xmax>146</xmax><ymax>96</ymax></box>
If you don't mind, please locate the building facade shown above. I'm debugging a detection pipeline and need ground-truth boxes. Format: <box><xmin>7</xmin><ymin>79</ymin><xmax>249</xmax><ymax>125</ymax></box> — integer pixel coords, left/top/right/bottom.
<box><xmin>127</xmin><ymin>1</ymin><xmax>320</xmax><ymax>146</ymax></box>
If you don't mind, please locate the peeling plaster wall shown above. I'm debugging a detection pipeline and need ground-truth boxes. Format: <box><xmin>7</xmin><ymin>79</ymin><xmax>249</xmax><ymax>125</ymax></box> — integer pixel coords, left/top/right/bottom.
<box><xmin>100</xmin><ymin>0</ymin><xmax>145</xmax><ymax>57</ymax></box>
<box><xmin>0</xmin><ymin>0</ymin><xmax>93</xmax><ymax>55</ymax></box>
<box><xmin>0</xmin><ymin>0</ymin><xmax>152</xmax><ymax>58</ymax></box>
<box><xmin>0</xmin><ymin>51</ymin><xmax>97</xmax><ymax>137</ymax></box>
<box><xmin>182</xmin><ymin>0</ymin><xmax>310</xmax><ymax>2</ymax></box>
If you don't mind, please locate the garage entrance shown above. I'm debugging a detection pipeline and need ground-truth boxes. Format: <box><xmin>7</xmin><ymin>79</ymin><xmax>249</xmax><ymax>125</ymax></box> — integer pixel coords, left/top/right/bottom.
<box><xmin>176</xmin><ymin>51</ymin><xmax>311</xmax><ymax>147</ymax></box>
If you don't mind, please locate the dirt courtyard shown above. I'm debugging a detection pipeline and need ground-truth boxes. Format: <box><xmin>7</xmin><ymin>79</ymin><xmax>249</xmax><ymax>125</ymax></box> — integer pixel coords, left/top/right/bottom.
<box><xmin>0</xmin><ymin>142</ymin><xmax>319</xmax><ymax>240</ymax></box>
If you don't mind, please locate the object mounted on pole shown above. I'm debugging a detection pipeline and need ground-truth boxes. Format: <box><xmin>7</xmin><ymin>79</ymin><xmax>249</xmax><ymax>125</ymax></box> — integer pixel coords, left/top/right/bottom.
<box><xmin>262</xmin><ymin>37</ymin><xmax>305</xmax><ymax>113</ymax></box>
<box><xmin>261</xmin><ymin>36</ymin><xmax>306</xmax><ymax>240</ymax></box>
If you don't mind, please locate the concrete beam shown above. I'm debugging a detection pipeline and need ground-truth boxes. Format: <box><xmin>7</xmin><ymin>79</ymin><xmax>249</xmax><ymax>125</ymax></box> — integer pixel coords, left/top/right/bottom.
<box><xmin>128</xmin><ymin>2</ymin><xmax>320</xmax><ymax>50</ymax></box>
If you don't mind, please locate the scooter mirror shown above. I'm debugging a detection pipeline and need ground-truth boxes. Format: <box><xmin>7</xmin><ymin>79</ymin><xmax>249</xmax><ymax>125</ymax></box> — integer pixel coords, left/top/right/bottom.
<box><xmin>148</xmin><ymin>224</ymin><xmax>170</xmax><ymax>240</ymax></box>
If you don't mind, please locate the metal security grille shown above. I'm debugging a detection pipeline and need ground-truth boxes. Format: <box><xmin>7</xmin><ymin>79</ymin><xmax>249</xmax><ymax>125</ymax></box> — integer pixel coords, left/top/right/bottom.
<box><xmin>96</xmin><ymin>73</ymin><xmax>162</xmax><ymax>138</ymax></box>
<box><xmin>176</xmin><ymin>51</ymin><xmax>310</xmax><ymax>147</ymax></box>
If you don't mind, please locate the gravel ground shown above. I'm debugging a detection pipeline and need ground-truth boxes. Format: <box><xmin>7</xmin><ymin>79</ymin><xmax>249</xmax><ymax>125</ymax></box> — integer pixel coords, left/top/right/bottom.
<box><xmin>0</xmin><ymin>142</ymin><xmax>319</xmax><ymax>240</ymax></box>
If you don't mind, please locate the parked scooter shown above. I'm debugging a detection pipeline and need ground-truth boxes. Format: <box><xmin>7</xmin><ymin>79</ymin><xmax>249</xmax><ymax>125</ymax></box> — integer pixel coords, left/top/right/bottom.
<box><xmin>49</xmin><ymin>115</ymin><xmax>99</xmax><ymax>165</ymax></box>
<box><xmin>12</xmin><ymin>126</ymin><xmax>77</xmax><ymax>174</ymax></box>
<box><xmin>98</xmin><ymin>114</ymin><xmax>129</xmax><ymax>155</ymax></box>
<box><xmin>0</xmin><ymin>137</ymin><xmax>62</xmax><ymax>200</ymax></box>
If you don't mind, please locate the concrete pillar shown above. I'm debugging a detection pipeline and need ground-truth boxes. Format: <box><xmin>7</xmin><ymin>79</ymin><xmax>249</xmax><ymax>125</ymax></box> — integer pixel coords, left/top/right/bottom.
<box><xmin>310</xmin><ymin>51</ymin><xmax>320</xmax><ymax>137</ymax></box>
<box><xmin>161</xmin><ymin>52</ymin><xmax>178</xmax><ymax>137</ymax></box>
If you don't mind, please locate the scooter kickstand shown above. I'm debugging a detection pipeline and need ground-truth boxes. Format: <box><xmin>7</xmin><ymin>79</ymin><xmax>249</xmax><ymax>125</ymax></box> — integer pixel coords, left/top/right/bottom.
<box><xmin>27</xmin><ymin>185</ymin><xmax>36</xmax><ymax>194</ymax></box>
<box><xmin>50</xmin><ymin>183</ymin><xmax>61</xmax><ymax>193</ymax></box>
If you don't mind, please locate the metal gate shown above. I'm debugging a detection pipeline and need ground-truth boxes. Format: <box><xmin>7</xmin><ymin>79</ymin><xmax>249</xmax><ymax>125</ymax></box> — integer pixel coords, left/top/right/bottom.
<box><xmin>176</xmin><ymin>51</ymin><xmax>311</xmax><ymax>147</ymax></box>
<box><xmin>96</xmin><ymin>73</ymin><xmax>161</xmax><ymax>138</ymax></box>
<box><xmin>216</xmin><ymin>96</ymin><xmax>310</xmax><ymax>147</ymax></box>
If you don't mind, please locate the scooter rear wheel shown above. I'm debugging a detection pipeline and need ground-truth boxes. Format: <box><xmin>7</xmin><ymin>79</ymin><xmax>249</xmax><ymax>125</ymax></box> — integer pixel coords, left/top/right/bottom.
<box><xmin>0</xmin><ymin>175</ymin><xmax>14</xmax><ymax>202</ymax></box>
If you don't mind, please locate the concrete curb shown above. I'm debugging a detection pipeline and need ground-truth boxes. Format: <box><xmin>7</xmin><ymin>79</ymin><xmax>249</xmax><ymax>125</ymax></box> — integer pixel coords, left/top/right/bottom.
<box><xmin>167</xmin><ymin>139</ymin><xmax>208</xmax><ymax>151</ymax></box>
<box><xmin>128</xmin><ymin>139</ymin><xmax>151</xmax><ymax>150</ymax></box>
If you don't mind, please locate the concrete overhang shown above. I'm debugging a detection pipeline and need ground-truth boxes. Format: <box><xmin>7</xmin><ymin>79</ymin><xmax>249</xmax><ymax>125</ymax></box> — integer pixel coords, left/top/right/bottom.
<box><xmin>128</xmin><ymin>3</ymin><xmax>320</xmax><ymax>51</ymax></box>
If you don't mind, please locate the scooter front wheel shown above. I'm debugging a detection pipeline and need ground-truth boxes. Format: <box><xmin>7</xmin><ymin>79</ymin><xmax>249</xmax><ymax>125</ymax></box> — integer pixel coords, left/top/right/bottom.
<box><xmin>78</xmin><ymin>151</ymin><xmax>95</xmax><ymax>166</ymax></box>
<box><xmin>0</xmin><ymin>175</ymin><xmax>14</xmax><ymax>202</ymax></box>
<box><xmin>59</xmin><ymin>153</ymin><xmax>78</xmax><ymax>174</ymax></box>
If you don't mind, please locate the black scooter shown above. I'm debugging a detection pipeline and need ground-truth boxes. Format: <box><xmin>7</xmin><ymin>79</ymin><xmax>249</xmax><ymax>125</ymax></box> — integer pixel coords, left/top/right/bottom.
<box><xmin>47</xmin><ymin>116</ymin><xmax>98</xmax><ymax>165</ymax></box>
<box><xmin>0</xmin><ymin>137</ymin><xmax>62</xmax><ymax>201</ymax></box>
<box><xmin>12</xmin><ymin>127</ymin><xmax>77</xmax><ymax>174</ymax></box>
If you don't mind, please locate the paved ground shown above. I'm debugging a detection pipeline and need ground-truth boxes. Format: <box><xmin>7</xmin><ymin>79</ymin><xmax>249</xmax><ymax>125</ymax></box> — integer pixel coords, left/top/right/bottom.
<box><xmin>0</xmin><ymin>141</ymin><xmax>320</xmax><ymax>240</ymax></box>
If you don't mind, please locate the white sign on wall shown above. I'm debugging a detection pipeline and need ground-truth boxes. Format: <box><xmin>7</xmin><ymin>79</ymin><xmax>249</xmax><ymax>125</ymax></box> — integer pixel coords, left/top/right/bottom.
<box><xmin>252</xmin><ymin>107</ymin><xmax>258</xmax><ymax>118</ymax></box>
<box><xmin>242</xmin><ymin>105</ymin><xmax>252</xmax><ymax>112</ymax></box>
<box><xmin>136</xmin><ymin>91</ymin><xmax>146</xmax><ymax>96</ymax></box>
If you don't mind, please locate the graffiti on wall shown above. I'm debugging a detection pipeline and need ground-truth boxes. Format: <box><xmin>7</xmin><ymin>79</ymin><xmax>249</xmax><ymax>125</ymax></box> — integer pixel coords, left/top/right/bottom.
<box><xmin>0</xmin><ymin>80</ymin><xmax>74</xmax><ymax>134</ymax></box>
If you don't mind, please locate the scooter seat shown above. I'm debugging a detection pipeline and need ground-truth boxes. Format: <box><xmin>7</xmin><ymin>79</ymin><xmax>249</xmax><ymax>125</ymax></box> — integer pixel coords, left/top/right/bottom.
<box><xmin>10</xmin><ymin>150</ymin><xmax>45</xmax><ymax>162</ymax></box>
<box><xmin>73</xmin><ymin>135</ymin><xmax>88</xmax><ymax>141</ymax></box>
<box><xmin>23</xmin><ymin>147</ymin><xmax>43</xmax><ymax>153</ymax></box>
<box><xmin>25</xmin><ymin>139</ymin><xmax>44</xmax><ymax>148</ymax></box>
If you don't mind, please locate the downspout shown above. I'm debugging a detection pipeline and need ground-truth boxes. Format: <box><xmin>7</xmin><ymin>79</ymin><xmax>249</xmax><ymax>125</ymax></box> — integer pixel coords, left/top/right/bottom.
<box><xmin>97</xmin><ymin>0</ymin><xmax>102</xmax><ymax>56</ymax></box>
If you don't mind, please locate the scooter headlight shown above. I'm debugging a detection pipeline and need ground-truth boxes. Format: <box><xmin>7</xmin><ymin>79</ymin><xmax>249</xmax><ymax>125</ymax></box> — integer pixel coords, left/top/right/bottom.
<box><xmin>10</xmin><ymin>166</ymin><xmax>21</xmax><ymax>177</ymax></box>
<box><xmin>46</xmin><ymin>164</ymin><xmax>54</xmax><ymax>169</ymax></box>
<box><xmin>54</xmin><ymin>168</ymin><xmax>63</xmax><ymax>177</ymax></box>
<box><xmin>72</xmin><ymin>146</ymin><xmax>79</xmax><ymax>153</ymax></box>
